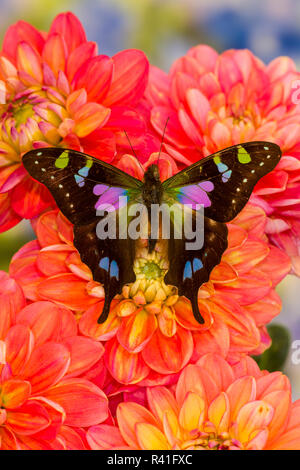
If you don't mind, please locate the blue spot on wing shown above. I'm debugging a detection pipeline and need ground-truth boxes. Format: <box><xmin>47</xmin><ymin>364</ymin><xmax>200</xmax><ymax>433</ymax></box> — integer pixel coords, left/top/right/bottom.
<box><xmin>99</xmin><ymin>257</ymin><xmax>109</xmax><ymax>271</ymax></box>
<box><xmin>74</xmin><ymin>174</ymin><xmax>85</xmax><ymax>187</ymax></box>
<box><xmin>222</xmin><ymin>170</ymin><xmax>232</xmax><ymax>182</ymax></box>
<box><xmin>110</xmin><ymin>260</ymin><xmax>119</xmax><ymax>280</ymax></box>
<box><xmin>217</xmin><ymin>162</ymin><xmax>228</xmax><ymax>173</ymax></box>
<box><xmin>183</xmin><ymin>261</ymin><xmax>192</xmax><ymax>281</ymax></box>
<box><xmin>193</xmin><ymin>258</ymin><xmax>203</xmax><ymax>272</ymax></box>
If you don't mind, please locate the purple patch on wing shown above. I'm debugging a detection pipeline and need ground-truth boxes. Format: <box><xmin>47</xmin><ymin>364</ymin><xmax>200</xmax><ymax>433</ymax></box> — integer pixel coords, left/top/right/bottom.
<box><xmin>93</xmin><ymin>184</ymin><xmax>109</xmax><ymax>195</ymax></box>
<box><xmin>199</xmin><ymin>181</ymin><xmax>214</xmax><ymax>192</ymax></box>
<box><xmin>95</xmin><ymin>187</ymin><xmax>128</xmax><ymax>210</ymax></box>
<box><xmin>178</xmin><ymin>185</ymin><xmax>212</xmax><ymax>208</ymax></box>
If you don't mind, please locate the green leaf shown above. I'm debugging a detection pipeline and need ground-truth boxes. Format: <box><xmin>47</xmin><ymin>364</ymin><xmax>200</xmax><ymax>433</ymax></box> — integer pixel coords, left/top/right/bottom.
<box><xmin>253</xmin><ymin>324</ymin><xmax>291</xmax><ymax>372</ymax></box>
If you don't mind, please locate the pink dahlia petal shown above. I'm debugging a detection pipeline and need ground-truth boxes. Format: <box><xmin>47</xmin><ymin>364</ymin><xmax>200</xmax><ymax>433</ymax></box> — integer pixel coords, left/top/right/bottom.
<box><xmin>87</xmin><ymin>424</ymin><xmax>128</xmax><ymax>450</ymax></box>
<box><xmin>0</xmin><ymin>193</ymin><xmax>22</xmax><ymax>233</ymax></box>
<box><xmin>103</xmin><ymin>49</ymin><xmax>149</xmax><ymax>107</ymax></box>
<box><xmin>0</xmin><ymin>164</ymin><xmax>26</xmax><ymax>193</ymax></box>
<box><xmin>72</xmin><ymin>55</ymin><xmax>113</xmax><ymax>103</ymax></box>
<box><xmin>49</xmin><ymin>12</ymin><xmax>86</xmax><ymax>54</ymax></box>
<box><xmin>2</xmin><ymin>20</ymin><xmax>45</xmax><ymax>62</ymax></box>
<box><xmin>11</xmin><ymin>176</ymin><xmax>54</xmax><ymax>219</ymax></box>
<box><xmin>0</xmin><ymin>272</ymin><xmax>25</xmax><ymax>338</ymax></box>
<box><xmin>66</xmin><ymin>41</ymin><xmax>98</xmax><ymax>81</ymax></box>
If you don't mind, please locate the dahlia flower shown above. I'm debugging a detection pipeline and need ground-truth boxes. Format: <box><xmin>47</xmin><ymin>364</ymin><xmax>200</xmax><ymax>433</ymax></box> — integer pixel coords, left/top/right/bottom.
<box><xmin>87</xmin><ymin>353</ymin><xmax>300</xmax><ymax>450</ymax></box>
<box><xmin>147</xmin><ymin>46</ymin><xmax>300</xmax><ymax>273</ymax></box>
<box><xmin>0</xmin><ymin>271</ymin><xmax>108</xmax><ymax>449</ymax></box>
<box><xmin>9</xmin><ymin>198</ymin><xmax>290</xmax><ymax>386</ymax></box>
<box><xmin>0</xmin><ymin>11</ymin><xmax>150</xmax><ymax>231</ymax></box>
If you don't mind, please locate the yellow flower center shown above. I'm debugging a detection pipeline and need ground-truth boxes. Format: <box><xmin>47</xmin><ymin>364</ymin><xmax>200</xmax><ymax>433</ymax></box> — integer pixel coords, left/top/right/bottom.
<box><xmin>13</xmin><ymin>103</ymin><xmax>34</xmax><ymax>128</ymax></box>
<box><xmin>181</xmin><ymin>431</ymin><xmax>243</xmax><ymax>450</ymax></box>
<box><xmin>141</xmin><ymin>261</ymin><xmax>163</xmax><ymax>280</ymax></box>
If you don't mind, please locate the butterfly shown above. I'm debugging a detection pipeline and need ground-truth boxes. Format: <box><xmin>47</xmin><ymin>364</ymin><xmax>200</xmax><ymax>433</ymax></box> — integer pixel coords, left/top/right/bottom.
<box><xmin>23</xmin><ymin>141</ymin><xmax>281</xmax><ymax>324</ymax></box>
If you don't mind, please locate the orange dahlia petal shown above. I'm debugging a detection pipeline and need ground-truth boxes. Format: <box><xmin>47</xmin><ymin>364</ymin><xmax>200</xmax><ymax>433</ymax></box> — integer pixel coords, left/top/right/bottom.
<box><xmin>62</xmin><ymin>336</ymin><xmax>104</xmax><ymax>378</ymax></box>
<box><xmin>20</xmin><ymin>342</ymin><xmax>70</xmax><ymax>394</ymax></box>
<box><xmin>5</xmin><ymin>324</ymin><xmax>33</xmax><ymax>375</ymax></box>
<box><xmin>16</xmin><ymin>42</ymin><xmax>43</xmax><ymax>83</ymax></box>
<box><xmin>79</xmin><ymin>300</ymin><xmax>120</xmax><ymax>341</ymax></box>
<box><xmin>87</xmin><ymin>424</ymin><xmax>128</xmax><ymax>450</ymax></box>
<box><xmin>136</xmin><ymin>422</ymin><xmax>170</xmax><ymax>450</ymax></box>
<box><xmin>42</xmin><ymin>33</ymin><xmax>67</xmax><ymax>76</ymax></box>
<box><xmin>6</xmin><ymin>401</ymin><xmax>50</xmax><ymax>436</ymax></box>
<box><xmin>1</xmin><ymin>379</ymin><xmax>31</xmax><ymax>409</ymax></box>
<box><xmin>117</xmin><ymin>309</ymin><xmax>157</xmax><ymax>353</ymax></box>
<box><xmin>74</xmin><ymin>102</ymin><xmax>111</xmax><ymax>137</ymax></box>
<box><xmin>105</xmin><ymin>338</ymin><xmax>150</xmax><ymax>385</ymax></box>
<box><xmin>142</xmin><ymin>326</ymin><xmax>193</xmax><ymax>375</ymax></box>
<box><xmin>117</xmin><ymin>401</ymin><xmax>158</xmax><ymax>448</ymax></box>
<box><xmin>43</xmin><ymin>378</ymin><xmax>108</xmax><ymax>427</ymax></box>
<box><xmin>38</xmin><ymin>273</ymin><xmax>99</xmax><ymax>310</ymax></box>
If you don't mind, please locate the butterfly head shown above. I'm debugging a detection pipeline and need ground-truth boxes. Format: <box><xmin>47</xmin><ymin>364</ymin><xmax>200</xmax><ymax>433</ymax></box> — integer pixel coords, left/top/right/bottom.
<box><xmin>144</xmin><ymin>164</ymin><xmax>161</xmax><ymax>183</ymax></box>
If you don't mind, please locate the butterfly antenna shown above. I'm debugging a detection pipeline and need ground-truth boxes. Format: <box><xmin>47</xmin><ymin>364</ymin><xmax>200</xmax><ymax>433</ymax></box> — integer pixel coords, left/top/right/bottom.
<box><xmin>124</xmin><ymin>129</ymin><xmax>144</xmax><ymax>173</ymax></box>
<box><xmin>157</xmin><ymin>117</ymin><xmax>170</xmax><ymax>166</ymax></box>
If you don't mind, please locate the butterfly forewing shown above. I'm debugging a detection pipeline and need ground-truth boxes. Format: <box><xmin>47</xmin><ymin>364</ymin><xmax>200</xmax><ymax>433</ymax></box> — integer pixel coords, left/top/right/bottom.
<box><xmin>162</xmin><ymin>141</ymin><xmax>281</xmax><ymax>222</ymax></box>
<box><xmin>23</xmin><ymin>148</ymin><xmax>142</xmax><ymax>226</ymax></box>
<box><xmin>23</xmin><ymin>147</ymin><xmax>143</xmax><ymax>323</ymax></box>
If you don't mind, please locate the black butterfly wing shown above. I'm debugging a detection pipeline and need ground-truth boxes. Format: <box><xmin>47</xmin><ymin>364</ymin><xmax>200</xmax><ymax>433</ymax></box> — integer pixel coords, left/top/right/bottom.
<box><xmin>162</xmin><ymin>141</ymin><xmax>281</xmax><ymax>222</ymax></box>
<box><xmin>23</xmin><ymin>148</ymin><xmax>143</xmax><ymax>323</ymax></box>
<box><xmin>23</xmin><ymin>148</ymin><xmax>142</xmax><ymax>225</ymax></box>
<box><xmin>164</xmin><ymin>213</ymin><xmax>228</xmax><ymax>324</ymax></box>
<box><xmin>162</xmin><ymin>141</ymin><xmax>281</xmax><ymax>323</ymax></box>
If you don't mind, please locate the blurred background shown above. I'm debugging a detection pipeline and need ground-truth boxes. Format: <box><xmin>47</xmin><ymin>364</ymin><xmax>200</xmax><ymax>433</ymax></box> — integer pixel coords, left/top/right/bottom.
<box><xmin>0</xmin><ymin>0</ymin><xmax>300</xmax><ymax>398</ymax></box>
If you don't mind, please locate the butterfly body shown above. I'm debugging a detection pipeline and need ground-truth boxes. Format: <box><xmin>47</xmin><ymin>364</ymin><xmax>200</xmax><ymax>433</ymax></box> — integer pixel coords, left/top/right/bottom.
<box><xmin>142</xmin><ymin>164</ymin><xmax>163</xmax><ymax>252</ymax></box>
<box><xmin>23</xmin><ymin>141</ymin><xmax>281</xmax><ymax>324</ymax></box>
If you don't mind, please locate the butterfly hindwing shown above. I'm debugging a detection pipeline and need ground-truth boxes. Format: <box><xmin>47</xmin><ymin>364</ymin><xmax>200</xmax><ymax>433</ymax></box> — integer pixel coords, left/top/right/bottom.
<box><xmin>23</xmin><ymin>148</ymin><xmax>142</xmax><ymax>323</ymax></box>
<box><xmin>162</xmin><ymin>141</ymin><xmax>281</xmax><ymax>222</ymax></box>
<box><xmin>73</xmin><ymin>217</ymin><xmax>136</xmax><ymax>323</ymax></box>
<box><xmin>164</xmin><ymin>209</ymin><xmax>228</xmax><ymax>323</ymax></box>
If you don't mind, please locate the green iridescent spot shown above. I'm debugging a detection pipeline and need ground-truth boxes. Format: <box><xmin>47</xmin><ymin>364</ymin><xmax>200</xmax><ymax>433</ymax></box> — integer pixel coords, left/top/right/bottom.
<box><xmin>213</xmin><ymin>154</ymin><xmax>221</xmax><ymax>165</ymax></box>
<box><xmin>55</xmin><ymin>151</ymin><xmax>69</xmax><ymax>169</ymax></box>
<box><xmin>237</xmin><ymin>146</ymin><xmax>251</xmax><ymax>164</ymax></box>
<box><xmin>86</xmin><ymin>157</ymin><xmax>93</xmax><ymax>168</ymax></box>
<box><xmin>142</xmin><ymin>261</ymin><xmax>162</xmax><ymax>280</ymax></box>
